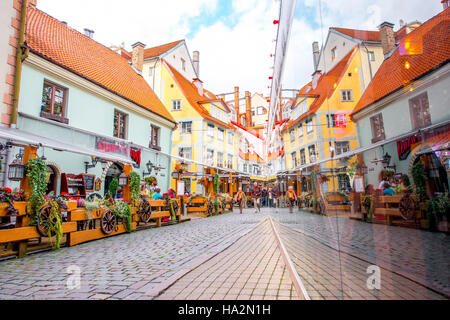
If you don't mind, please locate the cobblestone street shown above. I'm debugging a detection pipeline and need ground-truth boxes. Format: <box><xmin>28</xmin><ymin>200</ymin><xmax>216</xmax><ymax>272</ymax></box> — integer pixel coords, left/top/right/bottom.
<box><xmin>0</xmin><ymin>208</ymin><xmax>448</xmax><ymax>300</ymax></box>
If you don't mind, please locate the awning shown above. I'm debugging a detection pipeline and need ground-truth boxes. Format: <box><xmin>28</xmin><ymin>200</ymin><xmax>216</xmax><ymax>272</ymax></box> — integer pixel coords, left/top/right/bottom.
<box><xmin>0</xmin><ymin>126</ymin><xmax>133</xmax><ymax>164</ymax></box>
<box><xmin>283</xmin><ymin>119</ymin><xmax>450</xmax><ymax>174</ymax></box>
<box><xmin>415</xmin><ymin>130</ymin><xmax>450</xmax><ymax>156</ymax></box>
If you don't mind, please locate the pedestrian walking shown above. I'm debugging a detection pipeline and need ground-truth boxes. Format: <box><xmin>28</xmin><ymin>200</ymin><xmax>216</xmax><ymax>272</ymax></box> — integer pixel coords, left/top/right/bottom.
<box><xmin>262</xmin><ymin>187</ymin><xmax>268</xmax><ymax>207</ymax></box>
<box><xmin>251</xmin><ymin>182</ymin><xmax>262</xmax><ymax>213</ymax></box>
<box><xmin>287</xmin><ymin>186</ymin><xmax>297</xmax><ymax>213</ymax></box>
<box><xmin>268</xmin><ymin>187</ymin><xmax>273</xmax><ymax>208</ymax></box>
<box><xmin>235</xmin><ymin>187</ymin><xmax>246</xmax><ymax>214</ymax></box>
<box><xmin>271</xmin><ymin>181</ymin><xmax>281</xmax><ymax>213</ymax></box>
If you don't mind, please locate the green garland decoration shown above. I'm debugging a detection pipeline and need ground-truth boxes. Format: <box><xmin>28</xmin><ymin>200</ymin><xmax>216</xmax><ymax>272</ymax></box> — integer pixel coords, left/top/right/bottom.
<box><xmin>109</xmin><ymin>177</ymin><xmax>119</xmax><ymax>197</ymax></box>
<box><xmin>129</xmin><ymin>171</ymin><xmax>141</xmax><ymax>202</ymax></box>
<box><xmin>213</xmin><ymin>173</ymin><xmax>219</xmax><ymax>194</ymax></box>
<box><xmin>412</xmin><ymin>163</ymin><xmax>427</xmax><ymax>202</ymax></box>
<box><xmin>47</xmin><ymin>199</ymin><xmax>63</xmax><ymax>250</ymax></box>
<box><xmin>214</xmin><ymin>198</ymin><xmax>220</xmax><ymax>215</ymax></box>
<box><xmin>111</xmin><ymin>201</ymin><xmax>133</xmax><ymax>233</ymax></box>
<box><xmin>26</xmin><ymin>158</ymin><xmax>48</xmax><ymax>225</ymax></box>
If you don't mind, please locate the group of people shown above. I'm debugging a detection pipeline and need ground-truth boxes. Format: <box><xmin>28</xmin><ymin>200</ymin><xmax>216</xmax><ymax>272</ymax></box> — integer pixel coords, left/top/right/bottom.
<box><xmin>140</xmin><ymin>184</ymin><xmax>177</xmax><ymax>200</ymax></box>
<box><xmin>234</xmin><ymin>181</ymin><xmax>298</xmax><ymax>214</ymax></box>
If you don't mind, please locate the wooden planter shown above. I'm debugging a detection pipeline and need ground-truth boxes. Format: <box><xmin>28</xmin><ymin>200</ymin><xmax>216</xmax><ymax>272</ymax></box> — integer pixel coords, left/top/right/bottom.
<box><xmin>0</xmin><ymin>201</ymin><xmax>27</xmax><ymax>217</ymax></box>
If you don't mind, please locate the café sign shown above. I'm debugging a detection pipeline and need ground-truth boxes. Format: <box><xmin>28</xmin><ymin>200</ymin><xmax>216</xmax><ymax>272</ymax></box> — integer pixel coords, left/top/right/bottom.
<box><xmin>95</xmin><ymin>137</ymin><xmax>141</xmax><ymax>166</ymax></box>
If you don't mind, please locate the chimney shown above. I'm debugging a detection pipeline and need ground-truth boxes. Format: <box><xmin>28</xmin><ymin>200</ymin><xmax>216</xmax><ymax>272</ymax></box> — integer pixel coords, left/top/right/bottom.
<box><xmin>84</xmin><ymin>28</ymin><xmax>94</xmax><ymax>39</ymax></box>
<box><xmin>378</xmin><ymin>22</ymin><xmax>396</xmax><ymax>56</ymax></box>
<box><xmin>245</xmin><ymin>91</ymin><xmax>252</xmax><ymax>128</ymax></box>
<box><xmin>442</xmin><ymin>0</ymin><xmax>450</xmax><ymax>10</ymax></box>
<box><xmin>131</xmin><ymin>42</ymin><xmax>146</xmax><ymax>73</ymax></box>
<box><xmin>193</xmin><ymin>51</ymin><xmax>200</xmax><ymax>77</ymax></box>
<box><xmin>234</xmin><ymin>86</ymin><xmax>240</xmax><ymax>125</ymax></box>
<box><xmin>312</xmin><ymin>41</ymin><xmax>320</xmax><ymax>70</ymax></box>
<box><xmin>28</xmin><ymin>0</ymin><xmax>37</xmax><ymax>7</ymax></box>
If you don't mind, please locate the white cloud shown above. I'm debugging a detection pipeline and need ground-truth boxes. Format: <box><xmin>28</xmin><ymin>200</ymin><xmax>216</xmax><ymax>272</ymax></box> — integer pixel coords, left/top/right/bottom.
<box><xmin>35</xmin><ymin>0</ymin><xmax>444</xmax><ymax>96</ymax></box>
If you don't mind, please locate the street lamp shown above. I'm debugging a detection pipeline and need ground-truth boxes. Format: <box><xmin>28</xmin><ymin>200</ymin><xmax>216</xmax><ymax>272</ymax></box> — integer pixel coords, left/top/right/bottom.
<box><xmin>142</xmin><ymin>160</ymin><xmax>153</xmax><ymax>177</ymax></box>
<box><xmin>118</xmin><ymin>172</ymin><xmax>128</xmax><ymax>186</ymax></box>
<box><xmin>381</xmin><ymin>152</ymin><xmax>396</xmax><ymax>171</ymax></box>
<box><xmin>8</xmin><ymin>154</ymin><xmax>25</xmax><ymax>181</ymax></box>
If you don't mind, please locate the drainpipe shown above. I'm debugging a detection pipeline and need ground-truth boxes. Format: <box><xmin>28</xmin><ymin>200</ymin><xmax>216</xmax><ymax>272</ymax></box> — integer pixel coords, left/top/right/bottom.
<box><xmin>10</xmin><ymin>0</ymin><xmax>29</xmax><ymax>128</ymax></box>
<box><xmin>361</xmin><ymin>41</ymin><xmax>373</xmax><ymax>81</ymax></box>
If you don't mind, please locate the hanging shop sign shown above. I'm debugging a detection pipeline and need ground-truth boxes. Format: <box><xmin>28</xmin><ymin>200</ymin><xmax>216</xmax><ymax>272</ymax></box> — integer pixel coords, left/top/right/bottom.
<box><xmin>95</xmin><ymin>137</ymin><xmax>142</xmax><ymax>166</ymax></box>
<box><xmin>397</xmin><ymin>134</ymin><xmax>421</xmax><ymax>160</ymax></box>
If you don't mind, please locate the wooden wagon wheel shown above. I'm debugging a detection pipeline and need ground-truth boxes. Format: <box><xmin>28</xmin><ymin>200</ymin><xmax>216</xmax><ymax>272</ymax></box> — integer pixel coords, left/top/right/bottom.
<box><xmin>207</xmin><ymin>201</ymin><xmax>214</xmax><ymax>216</ymax></box>
<box><xmin>399</xmin><ymin>193</ymin><xmax>416</xmax><ymax>220</ymax></box>
<box><xmin>100</xmin><ymin>210</ymin><xmax>117</xmax><ymax>235</ymax></box>
<box><xmin>170</xmin><ymin>199</ymin><xmax>179</xmax><ymax>217</ymax></box>
<box><xmin>138</xmin><ymin>198</ymin><xmax>152</xmax><ymax>223</ymax></box>
<box><xmin>36</xmin><ymin>205</ymin><xmax>58</xmax><ymax>237</ymax></box>
<box><xmin>319</xmin><ymin>199</ymin><xmax>326</xmax><ymax>214</ymax></box>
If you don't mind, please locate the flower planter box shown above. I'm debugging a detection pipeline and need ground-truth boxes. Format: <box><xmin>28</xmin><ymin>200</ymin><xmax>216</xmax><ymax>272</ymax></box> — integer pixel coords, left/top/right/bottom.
<box><xmin>0</xmin><ymin>202</ymin><xmax>27</xmax><ymax>217</ymax></box>
<box><xmin>66</xmin><ymin>201</ymin><xmax>78</xmax><ymax>212</ymax></box>
<box><xmin>437</xmin><ymin>221</ymin><xmax>449</xmax><ymax>233</ymax></box>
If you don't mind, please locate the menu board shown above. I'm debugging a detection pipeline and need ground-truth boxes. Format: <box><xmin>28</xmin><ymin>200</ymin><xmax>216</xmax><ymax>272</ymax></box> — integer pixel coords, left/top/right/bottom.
<box><xmin>82</xmin><ymin>174</ymin><xmax>96</xmax><ymax>192</ymax></box>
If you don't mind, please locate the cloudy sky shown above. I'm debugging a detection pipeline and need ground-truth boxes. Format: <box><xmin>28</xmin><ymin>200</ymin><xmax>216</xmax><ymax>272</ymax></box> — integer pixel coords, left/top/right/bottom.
<box><xmin>36</xmin><ymin>0</ymin><xmax>442</xmax><ymax>97</ymax></box>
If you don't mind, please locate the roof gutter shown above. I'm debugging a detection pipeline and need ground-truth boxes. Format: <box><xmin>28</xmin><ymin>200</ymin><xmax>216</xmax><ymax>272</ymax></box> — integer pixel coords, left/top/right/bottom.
<box><xmin>10</xmin><ymin>0</ymin><xmax>29</xmax><ymax>128</ymax></box>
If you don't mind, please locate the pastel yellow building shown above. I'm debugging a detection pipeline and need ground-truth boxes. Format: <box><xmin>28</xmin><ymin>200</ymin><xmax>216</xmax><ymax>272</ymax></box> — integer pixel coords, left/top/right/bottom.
<box><xmin>160</xmin><ymin>60</ymin><xmax>238</xmax><ymax>194</ymax></box>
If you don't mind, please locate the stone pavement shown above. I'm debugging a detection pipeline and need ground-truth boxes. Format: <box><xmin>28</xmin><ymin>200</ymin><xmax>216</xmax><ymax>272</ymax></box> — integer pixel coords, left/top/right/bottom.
<box><xmin>0</xmin><ymin>212</ymin><xmax>263</xmax><ymax>300</ymax></box>
<box><xmin>0</xmin><ymin>207</ymin><xmax>448</xmax><ymax>300</ymax></box>
<box><xmin>273</xmin><ymin>209</ymin><xmax>450</xmax><ymax>296</ymax></box>
<box><xmin>273</xmin><ymin>220</ymin><xmax>446</xmax><ymax>300</ymax></box>
<box><xmin>156</xmin><ymin>219</ymin><xmax>299</xmax><ymax>300</ymax></box>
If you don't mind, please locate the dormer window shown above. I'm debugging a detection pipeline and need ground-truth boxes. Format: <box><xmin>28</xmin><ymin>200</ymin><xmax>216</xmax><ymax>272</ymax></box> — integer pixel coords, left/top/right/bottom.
<box><xmin>193</xmin><ymin>78</ymin><xmax>203</xmax><ymax>96</ymax></box>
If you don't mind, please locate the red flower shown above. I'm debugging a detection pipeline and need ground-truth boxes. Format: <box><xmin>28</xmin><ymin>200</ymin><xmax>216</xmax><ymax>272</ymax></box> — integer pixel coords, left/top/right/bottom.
<box><xmin>4</xmin><ymin>188</ymin><xmax>12</xmax><ymax>193</ymax></box>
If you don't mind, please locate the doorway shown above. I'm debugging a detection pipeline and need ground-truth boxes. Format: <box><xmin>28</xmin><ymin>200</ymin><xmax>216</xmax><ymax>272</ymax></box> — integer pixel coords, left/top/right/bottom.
<box><xmin>104</xmin><ymin>162</ymin><xmax>123</xmax><ymax>197</ymax></box>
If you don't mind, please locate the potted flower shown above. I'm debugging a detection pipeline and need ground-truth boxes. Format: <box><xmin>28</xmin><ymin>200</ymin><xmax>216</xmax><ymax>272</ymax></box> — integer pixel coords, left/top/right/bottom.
<box><xmin>0</xmin><ymin>187</ymin><xmax>28</xmax><ymax>216</ymax></box>
<box><xmin>60</xmin><ymin>192</ymin><xmax>77</xmax><ymax>211</ymax></box>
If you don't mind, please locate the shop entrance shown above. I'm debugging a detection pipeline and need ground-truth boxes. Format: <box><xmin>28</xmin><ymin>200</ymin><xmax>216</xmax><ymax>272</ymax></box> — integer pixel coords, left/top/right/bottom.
<box><xmin>104</xmin><ymin>162</ymin><xmax>123</xmax><ymax>197</ymax></box>
<box><xmin>46</xmin><ymin>165</ymin><xmax>59</xmax><ymax>195</ymax></box>
<box><xmin>414</xmin><ymin>153</ymin><xmax>449</xmax><ymax>195</ymax></box>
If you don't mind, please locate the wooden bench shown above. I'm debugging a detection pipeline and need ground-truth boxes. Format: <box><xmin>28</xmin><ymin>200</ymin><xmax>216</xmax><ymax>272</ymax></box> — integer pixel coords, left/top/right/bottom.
<box><xmin>186</xmin><ymin>197</ymin><xmax>207</xmax><ymax>213</ymax></box>
<box><xmin>360</xmin><ymin>192</ymin><xmax>421</xmax><ymax>225</ymax></box>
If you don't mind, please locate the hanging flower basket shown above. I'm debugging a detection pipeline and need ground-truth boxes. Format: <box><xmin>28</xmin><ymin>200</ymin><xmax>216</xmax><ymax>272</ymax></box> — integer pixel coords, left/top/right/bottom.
<box><xmin>319</xmin><ymin>174</ymin><xmax>329</xmax><ymax>184</ymax></box>
<box><xmin>197</xmin><ymin>177</ymin><xmax>209</xmax><ymax>189</ymax></box>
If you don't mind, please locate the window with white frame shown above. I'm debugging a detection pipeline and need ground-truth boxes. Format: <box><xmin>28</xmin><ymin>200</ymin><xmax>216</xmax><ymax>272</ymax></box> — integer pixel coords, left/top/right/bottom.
<box><xmin>298</xmin><ymin>123</ymin><xmax>303</xmax><ymax>137</ymax></box>
<box><xmin>207</xmin><ymin>124</ymin><xmax>214</xmax><ymax>137</ymax></box>
<box><xmin>181</xmin><ymin>58</ymin><xmax>186</xmax><ymax>71</ymax></box>
<box><xmin>172</xmin><ymin>99</ymin><xmax>182</xmax><ymax>111</ymax></box>
<box><xmin>217</xmin><ymin>152</ymin><xmax>223</xmax><ymax>167</ymax></box>
<box><xmin>308</xmin><ymin>145</ymin><xmax>317</xmax><ymax>163</ymax></box>
<box><xmin>206</xmin><ymin>149</ymin><xmax>214</xmax><ymax>165</ymax></box>
<box><xmin>180</xmin><ymin>121</ymin><xmax>192</xmax><ymax>134</ymax></box>
<box><xmin>300</xmin><ymin>148</ymin><xmax>306</xmax><ymax>165</ymax></box>
<box><xmin>368</xmin><ymin>51</ymin><xmax>375</xmax><ymax>61</ymax></box>
<box><xmin>306</xmin><ymin>118</ymin><xmax>313</xmax><ymax>133</ymax></box>
<box><xmin>302</xmin><ymin>100</ymin><xmax>308</xmax><ymax>114</ymax></box>
<box><xmin>331</xmin><ymin>47</ymin><xmax>337</xmax><ymax>61</ymax></box>
<box><xmin>211</xmin><ymin>106</ymin><xmax>216</xmax><ymax>118</ymax></box>
<box><xmin>340</xmin><ymin>90</ymin><xmax>353</xmax><ymax>102</ymax></box>
<box><xmin>179</xmin><ymin>147</ymin><xmax>192</xmax><ymax>160</ymax></box>
<box><xmin>335</xmin><ymin>141</ymin><xmax>350</xmax><ymax>155</ymax></box>
<box><xmin>257</xmin><ymin>106</ymin><xmax>264</xmax><ymax>115</ymax></box>
<box><xmin>326</xmin><ymin>114</ymin><xmax>336</xmax><ymax>128</ymax></box>
<box><xmin>227</xmin><ymin>154</ymin><xmax>233</xmax><ymax>169</ymax></box>
<box><xmin>148</xmin><ymin>67</ymin><xmax>153</xmax><ymax>77</ymax></box>
<box><xmin>227</xmin><ymin>132</ymin><xmax>234</xmax><ymax>145</ymax></box>
<box><xmin>291</xmin><ymin>152</ymin><xmax>298</xmax><ymax>168</ymax></box>
<box><xmin>218</xmin><ymin>128</ymin><xmax>224</xmax><ymax>141</ymax></box>
<box><xmin>290</xmin><ymin>129</ymin><xmax>295</xmax><ymax>142</ymax></box>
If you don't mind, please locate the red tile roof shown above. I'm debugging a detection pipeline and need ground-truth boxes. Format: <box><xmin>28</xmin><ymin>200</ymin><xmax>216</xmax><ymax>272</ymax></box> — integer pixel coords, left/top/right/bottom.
<box><xmin>351</xmin><ymin>8</ymin><xmax>450</xmax><ymax>117</ymax></box>
<box><xmin>283</xmin><ymin>48</ymin><xmax>357</xmax><ymax>131</ymax></box>
<box><xmin>163</xmin><ymin>60</ymin><xmax>232</xmax><ymax>128</ymax></box>
<box><xmin>144</xmin><ymin>40</ymin><xmax>184</xmax><ymax>60</ymax></box>
<box><xmin>331</xmin><ymin>27</ymin><xmax>383</xmax><ymax>42</ymax></box>
<box><xmin>25</xmin><ymin>7</ymin><xmax>175</xmax><ymax>124</ymax></box>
